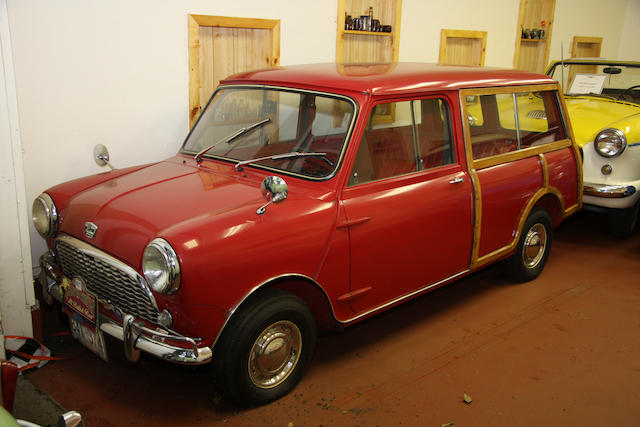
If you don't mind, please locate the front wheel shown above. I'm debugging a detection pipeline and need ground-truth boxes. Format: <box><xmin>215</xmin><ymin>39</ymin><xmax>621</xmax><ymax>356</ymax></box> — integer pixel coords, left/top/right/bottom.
<box><xmin>502</xmin><ymin>207</ymin><xmax>553</xmax><ymax>282</ymax></box>
<box><xmin>212</xmin><ymin>290</ymin><xmax>316</xmax><ymax>406</ymax></box>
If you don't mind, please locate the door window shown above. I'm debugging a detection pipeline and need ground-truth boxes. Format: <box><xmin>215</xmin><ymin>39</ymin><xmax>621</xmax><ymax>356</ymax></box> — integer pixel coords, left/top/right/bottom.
<box><xmin>349</xmin><ymin>98</ymin><xmax>454</xmax><ymax>185</ymax></box>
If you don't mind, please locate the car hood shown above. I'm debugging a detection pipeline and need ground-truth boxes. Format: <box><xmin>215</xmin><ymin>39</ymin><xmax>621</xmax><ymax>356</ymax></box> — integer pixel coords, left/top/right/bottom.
<box><xmin>51</xmin><ymin>157</ymin><xmax>272</xmax><ymax>267</ymax></box>
<box><xmin>564</xmin><ymin>96</ymin><xmax>640</xmax><ymax>146</ymax></box>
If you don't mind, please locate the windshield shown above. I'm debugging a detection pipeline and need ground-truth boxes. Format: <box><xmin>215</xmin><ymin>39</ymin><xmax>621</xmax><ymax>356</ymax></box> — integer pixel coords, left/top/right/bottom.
<box><xmin>182</xmin><ymin>87</ymin><xmax>356</xmax><ymax>179</ymax></box>
<box><xmin>547</xmin><ymin>62</ymin><xmax>640</xmax><ymax>103</ymax></box>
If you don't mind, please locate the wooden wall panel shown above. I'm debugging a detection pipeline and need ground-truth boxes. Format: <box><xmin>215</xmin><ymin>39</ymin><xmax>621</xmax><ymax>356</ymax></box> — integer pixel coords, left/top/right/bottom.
<box><xmin>571</xmin><ymin>36</ymin><xmax>603</xmax><ymax>58</ymax></box>
<box><xmin>336</xmin><ymin>0</ymin><xmax>402</xmax><ymax>63</ymax></box>
<box><xmin>188</xmin><ymin>15</ymin><xmax>280</xmax><ymax>127</ymax></box>
<box><xmin>439</xmin><ymin>29</ymin><xmax>487</xmax><ymax>66</ymax></box>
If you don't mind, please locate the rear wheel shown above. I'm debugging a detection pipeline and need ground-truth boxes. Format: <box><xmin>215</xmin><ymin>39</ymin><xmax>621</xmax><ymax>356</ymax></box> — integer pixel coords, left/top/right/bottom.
<box><xmin>502</xmin><ymin>207</ymin><xmax>553</xmax><ymax>282</ymax></box>
<box><xmin>607</xmin><ymin>201</ymin><xmax>639</xmax><ymax>238</ymax></box>
<box><xmin>212</xmin><ymin>290</ymin><xmax>316</xmax><ymax>406</ymax></box>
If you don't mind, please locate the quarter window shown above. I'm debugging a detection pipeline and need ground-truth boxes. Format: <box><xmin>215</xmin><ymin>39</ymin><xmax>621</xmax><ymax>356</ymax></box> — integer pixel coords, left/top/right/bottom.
<box><xmin>467</xmin><ymin>90</ymin><xmax>566</xmax><ymax>159</ymax></box>
<box><xmin>349</xmin><ymin>98</ymin><xmax>454</xmax><ymax>186</ymax></box>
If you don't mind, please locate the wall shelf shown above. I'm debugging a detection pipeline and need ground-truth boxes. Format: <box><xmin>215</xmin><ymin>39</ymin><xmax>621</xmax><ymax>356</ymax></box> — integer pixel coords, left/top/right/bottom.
<box><xmin>344</xmin><ymin>30</ymin><xmax>393</xmax><ymax>37</ymax></box>
<box><xmin>336</xmin><ymin>0</ymin><xmax>402</xmax><ymax>63</ymax></box>
<box><xmin>513</xmin><ymin>0</ymin><xmax>556</xmax><ymax>74</ymax></box>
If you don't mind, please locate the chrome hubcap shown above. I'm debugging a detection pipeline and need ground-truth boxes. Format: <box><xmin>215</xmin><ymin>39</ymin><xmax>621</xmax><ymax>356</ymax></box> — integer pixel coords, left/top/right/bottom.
<box><xmin>248</xmin><ymin>320</ymin><xmax>302</xmax><ymax>389</ymax></box>
<box><xmin>522</xmin><ymin>223</ymin><xmax>547</xmax><ymax>268</ymax></box>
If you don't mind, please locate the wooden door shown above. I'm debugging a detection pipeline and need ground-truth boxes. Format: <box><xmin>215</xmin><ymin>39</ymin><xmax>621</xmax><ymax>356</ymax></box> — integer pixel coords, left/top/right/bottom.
<box><xmin>439</xmin><ymin>29</ymin><xmax>487</xmax><ymax>66</ymax></box>
<box><xmin>571</xmin><ymin>36</ymin><xmax>602</xmax><ymax>58</ymax></box>
<box><xmin>568</xmin><ymin>36</ymin><xmax>603</xmax><ymax>83</ymax></box>
<box><xmin>188</xmin><ymin>15</ymin><xmax>280</xmax><ymax>127</ymax></box>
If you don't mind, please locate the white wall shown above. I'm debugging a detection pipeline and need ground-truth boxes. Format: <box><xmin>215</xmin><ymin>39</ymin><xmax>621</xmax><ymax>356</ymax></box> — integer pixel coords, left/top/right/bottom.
<box><xmin>618</xmin><ymin>0</ymin><xmax>640</xmax><ymax>61</ymax></box>
<box><xmin>6</xmin><ymin>0</ymin><xmax>338</xmax><ymax>272</ymax></box>
<box><xmin>398</xmin><ymin>0</ymin><xmax>520</xmax><ymax>67</ymax></box>
<box><xmin>1</xmin><ymin>0</ymin><xmax>35</xmax><ymax>341</ymax></box>
<box><xmin>551</xmin><ymin>0</ymin><xmax>634</xmax><ymax>61</ymax></box>
<box><xmin>2</xmin><ymin>0</ymin><xmax>639</xmax><ymax>337</ymax></box>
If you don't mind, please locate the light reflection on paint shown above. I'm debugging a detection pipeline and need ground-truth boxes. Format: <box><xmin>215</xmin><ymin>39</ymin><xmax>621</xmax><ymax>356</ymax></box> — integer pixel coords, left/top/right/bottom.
<box><xmin>184</xmin><ymin>239</ymin><xmax>199</xmax><ymax>249</ymax></box>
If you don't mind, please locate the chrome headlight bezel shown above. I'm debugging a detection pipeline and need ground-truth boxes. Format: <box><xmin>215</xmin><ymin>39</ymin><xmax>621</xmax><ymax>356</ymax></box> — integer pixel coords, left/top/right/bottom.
<box><xmin>594</xmin><ymin>128</ymin><xmax>627</xmax><ymax>158</ymax></box>
<box><xmin>142</xmin><ymin>238</ymin><xmax>181</xmax><ymax>294</ymax></box>
<box><xmin>32</xmin><ymin>193</ymin><xmax>58</xmax><ymax>238</ymax></box>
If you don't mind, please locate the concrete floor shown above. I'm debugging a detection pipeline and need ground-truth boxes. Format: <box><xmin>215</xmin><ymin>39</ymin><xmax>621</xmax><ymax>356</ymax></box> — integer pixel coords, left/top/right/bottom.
<box><xmin>16</xmin><ymin>211</ymin><xmax>640</xmax><ymax>426</ymax></box>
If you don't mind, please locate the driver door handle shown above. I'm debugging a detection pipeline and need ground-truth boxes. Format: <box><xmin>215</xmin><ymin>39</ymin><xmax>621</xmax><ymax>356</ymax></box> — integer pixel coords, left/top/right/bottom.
<box><xmin>449</xmin><ymin>176</ymin><xmax>465</xmax><ymax>184</ymax></box>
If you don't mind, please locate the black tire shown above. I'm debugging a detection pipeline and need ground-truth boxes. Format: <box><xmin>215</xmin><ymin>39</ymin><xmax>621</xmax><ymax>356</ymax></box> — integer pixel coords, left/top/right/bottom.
<box><xmin>502</xmin><ymin>207</ymin><xmax>553</xmax><ymax>282</ymax></box>
<box><xmin>607</xmin><ymin>202</ymin><xmax>639</xmax><ymax>238</ymax></box>
<box><xmin>212</xmin><ymin>290</ymin><xmax>316</xmax><ymax>406</ymax></box>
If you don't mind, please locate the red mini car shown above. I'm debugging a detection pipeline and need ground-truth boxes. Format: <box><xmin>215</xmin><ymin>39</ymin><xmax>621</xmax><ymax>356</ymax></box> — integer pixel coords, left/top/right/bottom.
<box><xmin>33</xmin><ymin>63</ymin><xmax>582</xmax><ymax>405</ymax></box>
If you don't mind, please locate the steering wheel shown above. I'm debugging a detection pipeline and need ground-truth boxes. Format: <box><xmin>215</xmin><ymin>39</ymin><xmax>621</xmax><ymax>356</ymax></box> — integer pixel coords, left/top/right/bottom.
<box><xmin>618</xmin><ymin>85</ymin><xmax>640</xmax><ymax>101</ymax></box>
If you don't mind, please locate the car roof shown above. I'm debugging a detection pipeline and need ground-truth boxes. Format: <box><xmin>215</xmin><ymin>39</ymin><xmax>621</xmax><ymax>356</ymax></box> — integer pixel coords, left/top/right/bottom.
<box><xmin>220</xmin><ymin>63</ymin><xmax>556</xmax><ymax>96</ymax></box>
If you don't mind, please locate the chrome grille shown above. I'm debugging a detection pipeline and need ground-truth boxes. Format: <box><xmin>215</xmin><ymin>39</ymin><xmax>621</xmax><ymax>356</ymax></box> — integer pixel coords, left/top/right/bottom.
<box><xmin>55</xmin><ymin>237</ymin><xmax>159</xmax><ymax>323</ymax></box>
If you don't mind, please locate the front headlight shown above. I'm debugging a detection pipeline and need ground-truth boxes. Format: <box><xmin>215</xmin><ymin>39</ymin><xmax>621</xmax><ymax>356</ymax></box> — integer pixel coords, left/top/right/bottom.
<box><xmin>32</xmin><ymin>193</ymin><xmax>58</xmax><ymax>238</ymax></box>
<box><xmin>594</xmin><ymin>128</ymin><xmax>627</xmax><ymax>158</ymax></box>
<box><xmin>142</xmin><ymin>238</ymin><xmax>181</xmax><ymax>294</ymax></box>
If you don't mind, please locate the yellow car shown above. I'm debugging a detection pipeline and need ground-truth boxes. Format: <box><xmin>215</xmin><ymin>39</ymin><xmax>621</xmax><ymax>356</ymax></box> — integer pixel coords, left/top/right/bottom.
<box><xmin>547</xmin><ymin>59</ymin><xmax>640</xmax><ymax>237</ymax></box>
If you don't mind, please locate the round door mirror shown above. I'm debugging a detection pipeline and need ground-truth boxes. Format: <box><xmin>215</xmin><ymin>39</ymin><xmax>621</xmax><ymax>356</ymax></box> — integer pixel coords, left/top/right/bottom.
<box><xmin>261</xmin><ymin>176</ymin><xmax>288</xmax><ymax>203</ymax></box>
<box><xmin>257</xmin><ymin>176</ymin><xmax>288</xmax><ymax>215</ymax></box>
<box><xmin>93</xmin><ymin>144</ymin><xmax>110</xmax><ymax>167</ymax></box>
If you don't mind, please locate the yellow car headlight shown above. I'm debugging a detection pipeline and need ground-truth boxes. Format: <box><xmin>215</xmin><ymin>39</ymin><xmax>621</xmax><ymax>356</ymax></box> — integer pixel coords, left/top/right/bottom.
<box><xmin>594</xmin><ymin>128</ymin><xmax>627</xmax><ymax>158</ymax></box>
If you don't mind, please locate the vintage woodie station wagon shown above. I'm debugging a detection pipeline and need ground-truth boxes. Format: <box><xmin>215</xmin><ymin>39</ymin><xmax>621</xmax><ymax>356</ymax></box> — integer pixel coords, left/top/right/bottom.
<box><xmin>33</xmin><ymin>63</ymin><xmax>582</xmax><ymax>404</ymax></box>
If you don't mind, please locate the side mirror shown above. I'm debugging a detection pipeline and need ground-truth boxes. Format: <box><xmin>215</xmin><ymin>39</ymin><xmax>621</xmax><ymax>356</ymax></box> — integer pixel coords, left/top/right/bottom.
<box><xmin>256</xmin><ymin>176</ymin><xmax>288</xmax><ymax>215</ymax></box>
<box><xmin>93</xmin><ymin>144</ymin><xmax>115</xmax><ymax>170</ymax></box>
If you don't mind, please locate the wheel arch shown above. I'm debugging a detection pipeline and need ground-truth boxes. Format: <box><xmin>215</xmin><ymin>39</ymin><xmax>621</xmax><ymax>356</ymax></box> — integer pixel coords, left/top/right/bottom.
<box><xmin>212</xmin><ymin>274</ymin><xmax>337</xmax><ymax>353</ymax></box>
<box><xmin>533</xmin><ymin>190</ymin><xmax>565</xmax><ymax>228</ymax></box>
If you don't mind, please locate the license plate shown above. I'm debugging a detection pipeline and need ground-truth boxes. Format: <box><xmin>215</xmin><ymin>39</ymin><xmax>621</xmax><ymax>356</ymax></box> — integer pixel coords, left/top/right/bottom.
<box><xmin>62</xmin><ymin>278</ymin><xmax>108</xmax><ymax>361</ymax></box>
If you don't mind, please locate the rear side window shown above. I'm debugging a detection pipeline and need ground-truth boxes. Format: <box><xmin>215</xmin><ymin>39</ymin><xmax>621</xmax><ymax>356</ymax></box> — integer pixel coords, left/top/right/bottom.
<box><xmin>349</xmin><ymin>98</ymin><xmax>454</xmax><ymax>186</ymax></box>
<box><xmin>466</xmin><ymin>90</ymin><xmax>566</xmax><ymax>159</ymax></box>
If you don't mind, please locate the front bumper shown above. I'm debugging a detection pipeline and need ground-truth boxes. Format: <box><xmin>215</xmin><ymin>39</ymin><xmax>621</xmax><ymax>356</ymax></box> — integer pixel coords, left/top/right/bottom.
<box><xmin>583</xmin><ymin>183</ymin><xmax>636</xmax><ymax>198</ymax></box>
<box><xmin>39</xmin><ymin>251</ymin><xmax>212</xmax><ymax>365</ymax></box>
<box><xmin>583</xmin><ymin>181</ymin><xmax>640</xmax><ymax>210</ymax></box>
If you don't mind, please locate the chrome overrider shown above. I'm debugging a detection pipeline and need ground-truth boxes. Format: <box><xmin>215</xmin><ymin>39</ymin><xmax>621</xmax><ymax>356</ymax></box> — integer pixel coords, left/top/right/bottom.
<box><xmin>583</xmin><ymin>182</ymin><xmax>637</xmax><ymax>198</ymax></box>
<box><xmin>38</xmin><ymin>239</ymin><xmax>212</xmax><ymax>365</ymax></box>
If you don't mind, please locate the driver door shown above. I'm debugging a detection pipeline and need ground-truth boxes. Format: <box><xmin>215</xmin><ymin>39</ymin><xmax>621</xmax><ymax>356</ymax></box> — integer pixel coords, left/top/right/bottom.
<box><xmin>341</xmin><ymin>97</ymin><xmax>473</xmax><ymax>313</ymax></box>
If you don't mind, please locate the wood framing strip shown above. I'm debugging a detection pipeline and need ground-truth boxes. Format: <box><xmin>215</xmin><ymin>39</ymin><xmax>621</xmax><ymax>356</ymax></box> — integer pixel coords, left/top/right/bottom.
<box><xmin>539</xmin><ymin>153</ymin><xmax>549</xmax><ymax>187</ymax></box>
<box><xmin>472</xmin><ymin>139</ymin><xmax>572</xmax><ymax>170</ymax></box>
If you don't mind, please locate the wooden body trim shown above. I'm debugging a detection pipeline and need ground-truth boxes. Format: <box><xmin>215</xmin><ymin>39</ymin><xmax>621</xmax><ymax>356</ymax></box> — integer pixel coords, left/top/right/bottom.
<box><xmin>459</xmin><ymin>84</ymin><xmax>582</xmax><ymax>270</ymax></box>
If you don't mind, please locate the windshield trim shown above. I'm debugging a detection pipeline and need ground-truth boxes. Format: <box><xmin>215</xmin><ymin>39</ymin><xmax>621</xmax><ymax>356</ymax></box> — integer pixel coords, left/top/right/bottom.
<box><xmin>547</xmin><ymin>60</ymin><xmax>640</xmax><ymax>77</ymax></box>
<box><xmin>180</xmin><ymin>84</ymin><xmax>359</xmax><ymax>182</ymax></box>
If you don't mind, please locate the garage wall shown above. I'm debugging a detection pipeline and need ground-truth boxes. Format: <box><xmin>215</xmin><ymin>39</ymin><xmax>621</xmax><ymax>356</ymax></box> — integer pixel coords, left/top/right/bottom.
<box><xmin>398</xmin><ymin>0</ymin><xmax>520</xmax><ymax>66</ymax></box>
<box><xmin>6</xmin><ymin>0</ymin><xmax>339</xmax><ymax>275</ymax></box>
<box><xmin>2</xmin><ymin>0</ymin><xmax>639</xmax><ymax>337</ymax></box>
<box><xmin>552</xmin><ymin>0</ymin><xmax>637</xmax><ymax>61</ymax></box>
<box><xmin>1</xmin><ymin>0</ymin><xmax>34</xmax><ymax>342</ymax></box>
<box><xmin>618</xmin><ymin>0</ymin><xmax>640</xmax><ymax>61</ymax></box>
<box><xmin>400</xmin><ymin>0</ymin><xmax>637</xmax><ymax>66</ymax></box>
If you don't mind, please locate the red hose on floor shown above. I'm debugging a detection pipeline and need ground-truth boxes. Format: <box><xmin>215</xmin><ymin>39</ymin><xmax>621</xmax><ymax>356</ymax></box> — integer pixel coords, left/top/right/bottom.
<box><xmin>4</xmin><ymin>334</ymin><xmax>84</xmax><ymax>372</ymax></box>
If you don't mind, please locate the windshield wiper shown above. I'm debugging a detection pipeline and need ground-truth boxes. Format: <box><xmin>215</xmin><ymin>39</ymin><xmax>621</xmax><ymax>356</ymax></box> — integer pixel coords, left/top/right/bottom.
<box><xmin>194</xmin><ymin>117</ymin><xmax>271</xmax><ymax>162</ymax></box>
<box><xmin>235</xmin><ymin>151</ymin><xmax>333</xmax><ymax>171</ymax></box>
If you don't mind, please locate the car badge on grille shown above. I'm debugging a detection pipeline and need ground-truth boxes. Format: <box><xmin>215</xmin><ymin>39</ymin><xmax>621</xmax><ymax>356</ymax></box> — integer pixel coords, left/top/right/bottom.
<box><xmin>71</xmin><ymin>276</ymin><xmax>87</xmax><ymax>291</ymax></box>
<box><xmin>84</xmin><ymin>222</ymin><xmax>98</xmax><ymax>239</ymax></box>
